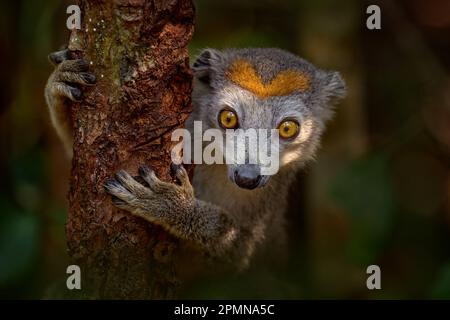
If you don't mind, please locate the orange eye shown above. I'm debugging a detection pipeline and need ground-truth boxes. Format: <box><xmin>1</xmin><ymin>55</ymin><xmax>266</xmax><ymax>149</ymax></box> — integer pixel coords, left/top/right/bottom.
<box><xmin>278</xmin><ymin>120</ymin><xmax>299</xmax><ymax>139</ymax></box>
<box><xmin>219</xmin><ymin>109</ymin><xmax>238</xmax><ymax>129</ymax></box>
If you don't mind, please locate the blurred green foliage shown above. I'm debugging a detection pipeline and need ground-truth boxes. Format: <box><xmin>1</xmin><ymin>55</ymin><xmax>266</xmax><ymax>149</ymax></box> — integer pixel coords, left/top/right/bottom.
<box><xmin>0</xmin><ymin>204</ymin><xmax>40</xmax><ymax>287</ymax></box>
<box><xmin>431</xmin><ymin>263</ymin><xmax>450</xmax><ymax>299</ymax></box>
<box><xmin>331</xmin><ymin>154</ymin><xmax>395</xmax><ymax>265</ymax></box>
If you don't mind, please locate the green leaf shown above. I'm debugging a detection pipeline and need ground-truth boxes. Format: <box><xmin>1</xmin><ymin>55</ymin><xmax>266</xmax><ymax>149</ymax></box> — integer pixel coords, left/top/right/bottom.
<box><xmin>0</xmin><ymin>201</ymin><xmax>40</xmax><ymax>287</ymax></box>
<box><xmin>331</xmin><ymin>154</ymin><xmax>396</xmax><ymax>265</ymax></box>
<box><xmin>430</xmin><ymin>263</ymin><xmax>450</xmax><ymax>299</ymax></box>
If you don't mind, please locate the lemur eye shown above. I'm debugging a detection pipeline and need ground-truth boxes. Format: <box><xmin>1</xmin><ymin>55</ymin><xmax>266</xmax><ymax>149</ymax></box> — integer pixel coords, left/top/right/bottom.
<box><xmin>278</xmin><ymin>120</ymin><xmax>299</xmax><ymax>139</ymax></box>
<box><xmin>218</xmin><ymin>109</ymin><xmax>238</xmax><ymax>129</ymax></box>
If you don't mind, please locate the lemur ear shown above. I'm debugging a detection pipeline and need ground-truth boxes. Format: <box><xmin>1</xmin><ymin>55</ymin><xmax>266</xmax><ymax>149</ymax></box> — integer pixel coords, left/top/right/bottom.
<box><xmin>192</xmin><ymin>49</ymin><xmax>222</xmax><ymax>85</ymax></box>
<box><xmin>321</xmin><ymin>71</ymin><xmax>347</xmax><ymax>102</ymax></box>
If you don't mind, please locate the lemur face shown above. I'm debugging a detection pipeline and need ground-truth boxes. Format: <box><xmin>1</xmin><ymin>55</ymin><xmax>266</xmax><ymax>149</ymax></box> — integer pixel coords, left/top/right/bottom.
<box><xmin>192</xmin><ymin>48</ymin><xmax>346</xmax><ymax>189</ymax></box>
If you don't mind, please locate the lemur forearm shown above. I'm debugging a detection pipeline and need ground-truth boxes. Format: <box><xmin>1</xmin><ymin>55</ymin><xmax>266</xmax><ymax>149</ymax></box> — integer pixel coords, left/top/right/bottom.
<box><xmin>105</xmin><ymin>167</ymin><xmax>253</xmax><ymax>267</ymax></box>
<box><xmin>45</xmin><ymin>74</ymin><xmax>74</xmax><ymax>156</ymax></box>
<box><xmin>140</xmin><ymin>200</ymin><xmax>251</xmax><ymax>267</ymax></box>
<box><xmin>169</xmin><ymin>199</ymin><xmax>249</xmax><ymax>261</ymax></box>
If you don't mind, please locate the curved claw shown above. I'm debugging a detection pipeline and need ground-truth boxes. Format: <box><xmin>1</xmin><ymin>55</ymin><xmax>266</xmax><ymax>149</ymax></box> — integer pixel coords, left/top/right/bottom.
<box><xmin>171</xmin><ymin>163</ymin><xmax>190</xmax><ymax>186</ymax></box>
<box><xmin>104</xmin><ymin>178</ymin><xmax>136</xmax><ymax>203</ymax></box>
<box><xmin>48</xmin><ymin>49</ymin><xmax>70</xmax><ymax>65</ymax></box>
<box><xmin>115</xmin><ymin>170</ymin><xmax>152</xmax><ymax>197</ymax></box>
<box><xmin>138</xmin><ymin>165</ymin><xmax>171</xmax><ymax>193</ymax></box>
<box><xmin>138</xmin><ymin>166</ymin><xmax>158</xmax><ymax>185</ymax></box>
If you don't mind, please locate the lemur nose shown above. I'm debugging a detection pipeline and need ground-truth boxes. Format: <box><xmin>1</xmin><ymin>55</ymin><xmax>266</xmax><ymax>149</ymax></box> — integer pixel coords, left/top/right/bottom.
<box><xmin>234</xmin><ymin>171</ymin><xmax>262</xmax><ymax>190</ymax></box>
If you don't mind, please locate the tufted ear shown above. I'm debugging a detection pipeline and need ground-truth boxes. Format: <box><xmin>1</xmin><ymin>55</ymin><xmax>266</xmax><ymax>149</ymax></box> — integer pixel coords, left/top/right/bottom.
<box><xmin>192</xmin><ymin>49</ymin><xmax>222</xmax><ymax>85</ymax></box>
<box><xmin>321</xmin><ymin>70</ymin><xmax>347</xmax><ymax>102</ymax></box>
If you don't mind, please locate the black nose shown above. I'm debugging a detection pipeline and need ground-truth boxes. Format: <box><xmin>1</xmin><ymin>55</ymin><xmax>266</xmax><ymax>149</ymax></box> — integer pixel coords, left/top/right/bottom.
<box><xmin>234</xmin><ymin>171</ymin><xmax>262</xmax><ymax>190</ymax></box>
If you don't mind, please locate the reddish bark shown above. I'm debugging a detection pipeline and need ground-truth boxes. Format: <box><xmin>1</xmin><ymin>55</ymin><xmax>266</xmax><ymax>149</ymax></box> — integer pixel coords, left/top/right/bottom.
<box><xmin>66</xmin><ymin>0</ymin><xmax>194</xmax><ymax>299</ymax></box>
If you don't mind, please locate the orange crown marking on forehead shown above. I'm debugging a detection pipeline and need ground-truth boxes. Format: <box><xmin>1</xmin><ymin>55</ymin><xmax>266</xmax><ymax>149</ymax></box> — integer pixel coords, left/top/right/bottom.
<box><xmin>226</xmin><ymin>59</ymin><xmax>310</xmax><ymax>98</ymax></box>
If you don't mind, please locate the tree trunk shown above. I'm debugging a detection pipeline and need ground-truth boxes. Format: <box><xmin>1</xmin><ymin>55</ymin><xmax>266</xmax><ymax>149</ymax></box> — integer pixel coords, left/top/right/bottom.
<box><xmin>66</xmin><ymin>0</ymin><xmax>194</xmax><ymax>299</ymax></box>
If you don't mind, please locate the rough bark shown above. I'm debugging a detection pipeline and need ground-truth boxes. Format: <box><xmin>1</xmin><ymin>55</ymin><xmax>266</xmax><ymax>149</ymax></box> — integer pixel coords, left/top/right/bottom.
<box><xmin>66</xmin><ymin>0</ymin><xmax>194</xmax><ymax>299</ymax></box>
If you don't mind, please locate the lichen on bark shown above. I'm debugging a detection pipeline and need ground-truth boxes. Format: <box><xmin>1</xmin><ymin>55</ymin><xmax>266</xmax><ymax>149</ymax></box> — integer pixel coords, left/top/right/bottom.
<box><xmin>66</xmin><ymin>0</ymin><xmax>195</xmax><ymax>299</ymax></box>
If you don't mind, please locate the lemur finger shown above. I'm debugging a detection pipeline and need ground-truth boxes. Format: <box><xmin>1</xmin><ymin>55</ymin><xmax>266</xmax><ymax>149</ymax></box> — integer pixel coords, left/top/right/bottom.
<box><xmin>115</xmin><ymin>170</ymin><xmax>152</xmax><ymax>197</ymax></box>
<box><xmin>59</xmin><ymin>59</ymin><xmax>89</xmax><ymax>72</ymax></box>
<box><xmin>138</xmin><ymin>166</ymin><xmax>171</xmax><ymax>193</ymax></box>
<box><xmin>106</xmin><ymin>178</ymin><xmax>160</xmax><ymax>220</ymax></box>
<box><xmin>111</xmin><ymin>196</ymin><xmax>128</xmax><ymax>207</ymax></box>
<box><xmin>171</xmin><ymin>163</ymin><xmax>190</xmax><ymax>186</ymax></box>
<box><xmin>50</xmin><ymin>82</ymin><xmax>82</xmax><ymax>101</ymax></box>
<box><xmin>48</xmin><ymin>49</ymin><xmax>70</xmax><ymax>66</ymax></box>
<box><xmin>57</xmin><ymin>71</ymin><xmax>96</xmax><ymax>86</ymax></box>
<box><xmin>104</xmin><ymin>178</ymin><xmax>137</xmax><ymax>203</ymax></box>
<box><xmin>111</xmin><ymin>196</ymin><xmax>137</xmax><ymax>213</ymax></box>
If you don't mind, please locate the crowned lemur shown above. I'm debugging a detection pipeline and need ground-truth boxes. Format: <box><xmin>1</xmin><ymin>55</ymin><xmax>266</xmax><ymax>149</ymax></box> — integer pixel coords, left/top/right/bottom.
<box><xmin>45</xmin><ymin>47</ymin><xmax>346</xmax><ymax>270</ymax></box>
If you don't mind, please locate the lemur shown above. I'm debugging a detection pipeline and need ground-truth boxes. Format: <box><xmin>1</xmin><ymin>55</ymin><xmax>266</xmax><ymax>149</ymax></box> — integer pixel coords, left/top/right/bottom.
<box><xmin>45</xmin><ymin>47</ymin><xmax>346</xmax><ymax>269</ymax></box>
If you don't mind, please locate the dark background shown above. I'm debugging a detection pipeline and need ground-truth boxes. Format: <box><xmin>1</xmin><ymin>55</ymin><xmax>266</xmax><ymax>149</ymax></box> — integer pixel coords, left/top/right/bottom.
<box><xmin>0</xmin><ymin>0</ymin><xmax>449</xmax><ymax>299</ymax></box>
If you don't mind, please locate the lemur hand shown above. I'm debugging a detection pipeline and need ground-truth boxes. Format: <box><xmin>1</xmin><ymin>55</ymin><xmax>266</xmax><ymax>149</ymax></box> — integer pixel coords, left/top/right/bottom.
<box><xmin>105</xmin><ymin>164</ymin><xmax>196</xmax><ymax>230</ymax></box>
<box><xmin>44</xmin><ymin>48</ymin><xmax>96</xmax><ymax>154</ymax></box>
<box><xmin>105</xmin><ymin>165</ymin><xmax>248</xmax><ymax>265</ymax></box>
<box><xmin>46</xmin><ymin>49</ymin><xmax>96</xmax><ymax>102</ymax></box>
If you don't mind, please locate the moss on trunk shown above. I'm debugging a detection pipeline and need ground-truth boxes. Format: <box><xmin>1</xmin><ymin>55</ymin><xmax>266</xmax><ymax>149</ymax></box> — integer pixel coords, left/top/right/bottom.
<box><xmin>66</xmin><ymin>0</ymin><xmax>194</xmax><ymax>299</ymax></box>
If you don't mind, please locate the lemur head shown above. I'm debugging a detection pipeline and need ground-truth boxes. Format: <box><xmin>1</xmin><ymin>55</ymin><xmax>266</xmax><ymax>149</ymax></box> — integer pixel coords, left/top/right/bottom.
<box><xmin>191</xmin><ymin>48</ymin><xmax>346</xmax><ymax>190</ymax></box>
